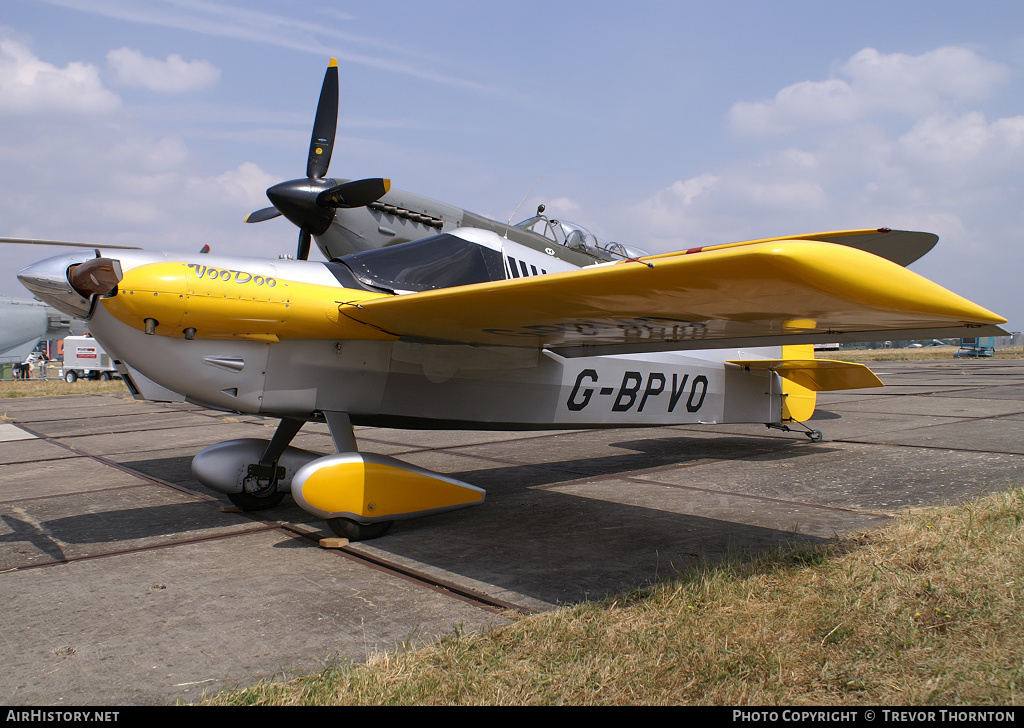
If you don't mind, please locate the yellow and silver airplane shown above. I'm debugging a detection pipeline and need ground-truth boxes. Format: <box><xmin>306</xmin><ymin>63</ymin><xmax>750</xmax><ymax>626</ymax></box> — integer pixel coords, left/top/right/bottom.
<box><xmin>17</xmin><ymin>219</ymin><xmax>1006</xmax><ymax>539</ymax></box>
<box><xmin>10</xmin><ymin>61</ymin><xmax>1008</xmax><ymax>540</ymax></box>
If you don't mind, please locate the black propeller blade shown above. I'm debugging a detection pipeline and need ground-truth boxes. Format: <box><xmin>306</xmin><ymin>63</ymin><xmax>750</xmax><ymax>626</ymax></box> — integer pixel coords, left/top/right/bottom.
<box><xmin>244</xmin><ymin>207</ymin><xmax>282</xmax><ymax>224</ymax></box>
<box><xmin>307</xmin><ymin>59</ymin><xmax>339</xmax><ymax>180</ymax></box>
<box><xmin>316</xmin><ymin>178</ymin><xmax>391</xmax><ymax>209</ymax></box>
<box><xmin>296</xmin><ymin>229</ymin><xmax>312</xmax><ymax>262</ymax></box>
<box><xmin>244</xmin><ymin>59</ymin><xmax>393</xmax><ymax>261</ymax></box>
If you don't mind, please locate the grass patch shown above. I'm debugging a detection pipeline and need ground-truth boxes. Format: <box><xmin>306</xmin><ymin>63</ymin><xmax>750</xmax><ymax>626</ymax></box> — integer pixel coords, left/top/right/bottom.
<box><xmin>0</xmin><ymin>379</ymin><xmax>128</xmax><ymax>399</ymax></box>
<box><xmin>206</xmin><ymin>488</ymin><xmax>1024</xmax><ymax>705</ymax></box>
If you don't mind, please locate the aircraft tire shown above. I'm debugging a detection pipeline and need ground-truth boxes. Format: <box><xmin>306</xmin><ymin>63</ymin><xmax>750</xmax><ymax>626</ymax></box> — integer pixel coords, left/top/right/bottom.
<box><xmin>227</xmin><ymin>491</ymin><xmax>286</xmax><ymax>511</ymax></box>
<box><xmin>327</xmin><ymin>517</ymin><xmax>394</xmax><ymax>541</ymax></box>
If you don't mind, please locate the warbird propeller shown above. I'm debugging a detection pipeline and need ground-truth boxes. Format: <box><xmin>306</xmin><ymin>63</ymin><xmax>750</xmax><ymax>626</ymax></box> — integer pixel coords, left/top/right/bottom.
<box><xmin>14</xmin><ymin>63</ymin><xmax>1008</xmax><ymax>541</ymax></box>
<box><xmin>243</xmin><ymin>59</ymin><xmax>650</xmax><ymax>268</ymax></box>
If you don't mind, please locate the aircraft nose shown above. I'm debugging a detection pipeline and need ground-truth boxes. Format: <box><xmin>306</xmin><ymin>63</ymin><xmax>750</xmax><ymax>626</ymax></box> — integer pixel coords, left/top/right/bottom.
<box><xmin>17</xmin><ymin>253</ymin><xmax>107</xmax><ymax>319</ymax></box>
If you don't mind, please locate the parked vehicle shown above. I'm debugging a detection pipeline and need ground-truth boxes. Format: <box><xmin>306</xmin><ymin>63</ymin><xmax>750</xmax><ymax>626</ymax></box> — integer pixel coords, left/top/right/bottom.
<box><xmin>955</xmin><ymin>336</ymin><xmax>995</xmax><ymax>358</ymax></box>
<box><xmin>61</xmin><ymin>336</ymin><xmax>119</xmax><ymax>382</ymax></box>
<box><xmin>954</xmin><ymin>346</ymin><xmax>994</xmax><ymax>358</ymax></box>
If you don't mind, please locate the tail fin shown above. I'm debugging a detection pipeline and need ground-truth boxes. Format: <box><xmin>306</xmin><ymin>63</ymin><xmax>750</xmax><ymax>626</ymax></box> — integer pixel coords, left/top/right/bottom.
<box><xmin>728</xmin><ymin>344</ymin><xmax>883</xmax><ymax>423</ymax></box>
<box><xmin>780</xmin><ymin>344</ymin><xmax>817</xmax><ymax>422</ymax></box>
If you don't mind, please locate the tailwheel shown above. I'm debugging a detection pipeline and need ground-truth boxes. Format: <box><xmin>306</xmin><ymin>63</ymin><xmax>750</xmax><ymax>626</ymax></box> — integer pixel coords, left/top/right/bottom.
<box><xmin>327</xmin><ymin>517</ymin><xmax>394</xmax><ymax>541</ymax></box>
<box><xmin>767</xmin><ymin>422</ymin><xmax>824</xmax><ymax>443</ymax></box>
<box><xmin>228</xmin><ymin>491</ymin><xmax>286</xmax><ymax>511</ymax></box>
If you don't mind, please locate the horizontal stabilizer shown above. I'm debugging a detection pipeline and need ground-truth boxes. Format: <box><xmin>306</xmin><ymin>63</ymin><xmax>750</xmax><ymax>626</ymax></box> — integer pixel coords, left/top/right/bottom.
<box><xmin>728</xmin><ymin>358</ymin><xmax>883</xmax><ymax>391</ymax></box>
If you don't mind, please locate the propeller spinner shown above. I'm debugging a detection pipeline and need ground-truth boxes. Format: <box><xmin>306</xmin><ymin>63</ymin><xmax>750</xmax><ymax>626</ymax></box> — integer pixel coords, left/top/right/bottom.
<box><xmin>246</xmin><ymin>59</ymin><xmax>390</xmax><ymax>260</ymax></box>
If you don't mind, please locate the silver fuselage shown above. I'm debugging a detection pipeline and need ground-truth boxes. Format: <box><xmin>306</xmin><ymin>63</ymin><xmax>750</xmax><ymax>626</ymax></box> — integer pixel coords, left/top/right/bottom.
<box><xmin>20</xmin><ymin>244</ymin><xmax>787</xmax><ymax>430</ymax></box>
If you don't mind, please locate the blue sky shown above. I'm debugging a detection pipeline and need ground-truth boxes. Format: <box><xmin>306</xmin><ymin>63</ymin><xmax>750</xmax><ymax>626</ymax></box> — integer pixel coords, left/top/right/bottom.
<box><xmin>2</xmin><ymin>0</ymin><xmax>1022</xmax><ymax>329</ymax></box>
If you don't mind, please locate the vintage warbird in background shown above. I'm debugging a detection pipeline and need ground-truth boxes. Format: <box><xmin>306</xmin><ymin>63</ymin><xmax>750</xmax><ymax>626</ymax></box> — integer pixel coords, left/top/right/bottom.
<box><xmin>14</xmin><ymin>61</ymin><xmax>1007</xmax><ymax>540</ymax></box>
<box><xmin>242</xmin><ymin>58</ymin><xmax>651</xmax><ymax>266</ymax></box>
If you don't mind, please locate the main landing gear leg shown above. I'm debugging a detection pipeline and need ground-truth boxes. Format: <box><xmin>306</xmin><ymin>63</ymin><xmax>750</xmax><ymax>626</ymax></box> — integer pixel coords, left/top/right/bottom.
<box><xmin>228</xmin><ymin>417</ymin><xmax>304</xmax><ymax>511</ymax></box>
<box><xmin>324</xmin><ymin>411</ymin><xmax>358</xmax><ymax>453</ymax></box>
<box><xmin>322</xmin><ymin>411</ymin><xmax>395</xmax><ymax>541</ymax></box>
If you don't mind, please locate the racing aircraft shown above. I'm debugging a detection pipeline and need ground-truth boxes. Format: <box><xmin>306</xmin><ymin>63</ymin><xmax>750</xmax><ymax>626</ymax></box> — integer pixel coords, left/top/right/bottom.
<box><xmin>17</xmin><ymin>220</ymin><xmax>1006</xmax><ymax>539</ymax></box>
<box><xmin>12</xmin><ymin>60</ymin><xmax>1008</xmax><ymax>541</ymax></box>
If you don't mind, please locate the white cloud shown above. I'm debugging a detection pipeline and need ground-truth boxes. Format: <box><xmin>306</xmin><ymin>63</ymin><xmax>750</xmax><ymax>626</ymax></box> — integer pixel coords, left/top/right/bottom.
<box><xmin>534</xmin><ymin>196</ymin><xmax>582</xmax><ymax>219</ymax></box>
<box><xmin>626</xmin><ymin>167</ymin><xmax>832</xmax><ymax>252</ymax></box>
<box><xmin>843</xmin><ymin>46</ymin><xmax>1007</xmax><ymax>107</ymax></box>
<box><xmin>615</xmin><ymin>44</ymin><xmax>1023</xmax><ymax>327</ymax></box>
<box><xmin>730</xmin><ymin>79</ymin><xmax>860</xmax><ymax>135</ymax></box>
<box><xmin>665</xmin><ymin>174</ymin><xmax>720</xmax><ymax>206</ymax></box>
<box><xmin>186</xmin><ymin>162</ymin><xmax>277</xmax><ymax>209</ymax></box>
<box><xmin>38</xmin><ymin>0</ymin><xmax>495</xmax><ymax>95</ymax></box>
<box><xmin>0</xmin><ymin>35</ymin><xmax>120</xmax><ymax>114</ymax></box>
<box><xmin>106</xmin><ymin>48</ymin><xmax>220</xmax><ymax>92</ymax></box>
<box><xmin>729</xmin><ymin>46</ymin><xmax>1009</xmax><ymax>136</ymax></box>
<box><xmin>898</xmin><ymin>112</ymin><xmax>1024</xmax><ymax>169</ymax></box>
<box><xmin>108</xmin><ymin>135</ymin><xmax>191</xmax><ymax>171</ymax></box>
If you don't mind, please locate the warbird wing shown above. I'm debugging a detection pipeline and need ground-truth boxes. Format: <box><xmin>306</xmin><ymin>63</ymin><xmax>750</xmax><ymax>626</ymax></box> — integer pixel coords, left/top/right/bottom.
<box><xmin>338</xmin><ymin>238</ymin><xmax>1006</xmax><ymax>355</ymax></box>
<box><xmin>644</xmin><ymin>228</ymin><xmax>939</xmax><ymax>267</ymax></box>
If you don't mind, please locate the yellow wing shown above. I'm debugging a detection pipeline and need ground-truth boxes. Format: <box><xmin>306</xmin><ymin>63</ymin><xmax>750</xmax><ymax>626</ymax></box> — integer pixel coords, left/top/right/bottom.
<box><xmin>338</xmin><ymin>238</ymin><xmax>1005</xmax><ymax>354</ymax></box>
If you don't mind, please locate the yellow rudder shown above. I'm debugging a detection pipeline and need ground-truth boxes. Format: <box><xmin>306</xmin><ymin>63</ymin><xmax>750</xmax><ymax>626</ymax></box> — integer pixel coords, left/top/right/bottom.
<box><xmin>780</xmin><ymin>344</ymin><xmax>817</xmax><ymax>423</ymax></box>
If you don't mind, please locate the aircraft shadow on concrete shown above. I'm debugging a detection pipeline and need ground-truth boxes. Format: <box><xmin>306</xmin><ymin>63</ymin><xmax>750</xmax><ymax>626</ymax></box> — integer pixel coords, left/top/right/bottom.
<box><xmin>370</xmin><ymin>434</ymin><xmax>839</xmax><ymax>604</ymax></box>
<box><xmin>7</xmin><ymin>500</ymin><xmax>242</xmax><ymax>550</ymax></box>
<box><xmin>17</xmin><ymin>434</ymin><xmax>841</xmax><ymax>604</ymax></box>
<box><xmin>0</xmin><ymin>513</ymin><xmax>70</xmax><ymax>564</ymax></box>
<box><xmin>809</xmin><ymin>409</ymin><xmax>843</xmax><ymax>421</ymax></box>
<box><xmin>387</xmin><ymin>492</ymin><xmax>835</xmax><ymax>605</ymax></box>
<box><xmin>447</xmin><ymin>433</ymin><xmax>837</xmax><ymax>489</ymax></box>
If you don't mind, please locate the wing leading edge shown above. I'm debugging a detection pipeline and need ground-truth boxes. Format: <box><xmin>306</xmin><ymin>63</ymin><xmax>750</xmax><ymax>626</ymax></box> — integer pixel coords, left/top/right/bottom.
<box><xmin>338</xmin><ymin>238</ymin><xmax>1005</xmax><ymax>355</ymax></box>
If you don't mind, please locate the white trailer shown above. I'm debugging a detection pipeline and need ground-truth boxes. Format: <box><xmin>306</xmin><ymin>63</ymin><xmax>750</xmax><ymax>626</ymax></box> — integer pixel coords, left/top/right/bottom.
<box><xmin>62</xmin><ymin>336</ymin><xmax>118</xmax><ymax>382</ymax></box>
